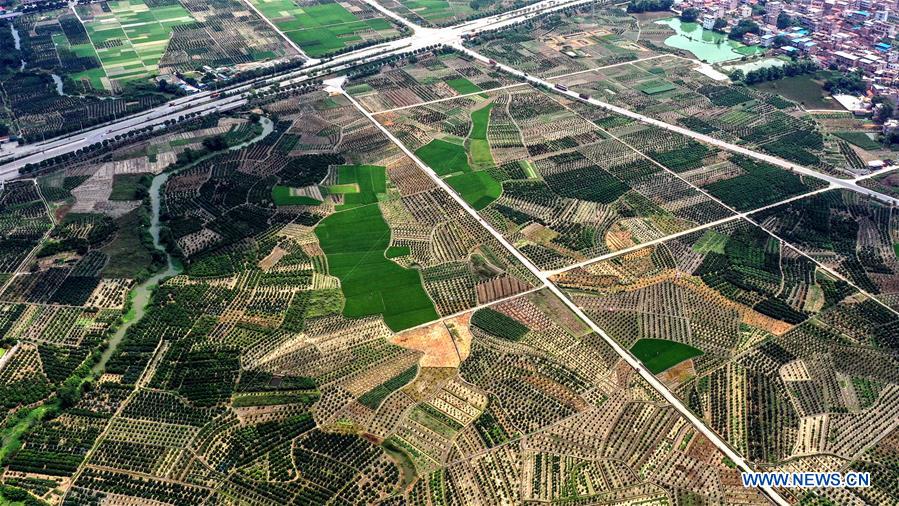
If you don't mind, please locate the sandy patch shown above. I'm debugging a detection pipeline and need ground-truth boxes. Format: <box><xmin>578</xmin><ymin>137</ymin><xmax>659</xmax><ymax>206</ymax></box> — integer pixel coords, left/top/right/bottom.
<box><xmin>390</xmin><ymin>316</ymin><xmax>466</xmax><ymax>368</ymax></box>
<box><xmin>259</xmin><ymin>245</ymin><xmax>288</xmax><ymax>270</ymax></box>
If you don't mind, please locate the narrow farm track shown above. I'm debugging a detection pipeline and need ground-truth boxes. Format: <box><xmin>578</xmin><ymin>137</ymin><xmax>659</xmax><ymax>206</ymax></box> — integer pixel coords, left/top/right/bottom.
<box><xmin>457</xmin><ymin>44</ymin><xmax>899</xmax><ymax>207</ymax></box>
<box><xmin>339</xmin><ymin>77</ymin><xmax>792</xmax><ymax>506</ymax></box>
<box><xmin>0</xmin><ymin>179</ymin><xmax>55</xmax><ymax>296</ymax></box>
<box><xmin>9</xmin><ymin>1</ymin><xmax>895</xmax><ymax>502</ymax></box>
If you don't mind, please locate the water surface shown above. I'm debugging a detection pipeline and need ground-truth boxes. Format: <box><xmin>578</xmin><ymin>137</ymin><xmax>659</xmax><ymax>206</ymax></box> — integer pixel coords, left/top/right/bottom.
<box><xmin>656</xmin><ymin>18</ymin><xmax>763</xmax><ymax>64</ymax></box>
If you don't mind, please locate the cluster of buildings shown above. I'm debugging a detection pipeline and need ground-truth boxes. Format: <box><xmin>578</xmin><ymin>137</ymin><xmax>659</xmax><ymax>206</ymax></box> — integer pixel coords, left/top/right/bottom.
<box><xmin>679</xmin><ymin>0</ymin><xmax>899</xmax><ymax>90</ymax></box>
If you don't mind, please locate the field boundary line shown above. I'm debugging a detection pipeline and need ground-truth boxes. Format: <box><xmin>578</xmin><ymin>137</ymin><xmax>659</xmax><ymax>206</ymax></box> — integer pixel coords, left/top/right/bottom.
<box><xmin>341</xmin><ymin>74</ymin><xmax>791</xmax><ymax>506</ymax></box>
<box><xmin>371</xmin><ymin>83</ymin><xmax>528</xmax><ymax>115</ymax></box>
<box><xmin>237</xmin><ymin>0</ymin><xmax>309</xmax><ymax>59</ymax></box>
<box><xmin>545</xmin><ymin>185</ymin><xmax>835</xmax><ymax>277</ymax></box>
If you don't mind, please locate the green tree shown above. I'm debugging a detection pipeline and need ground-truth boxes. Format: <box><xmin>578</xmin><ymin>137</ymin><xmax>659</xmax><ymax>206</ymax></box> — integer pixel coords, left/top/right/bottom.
<box><xmin>626</xmin><ymin>0</ymin><xmax>673</xmax><ymax>13</ymax></box>
<box><xmin>729</xmin><ymin>20</ymin><xmax>760</xmax><ymax>40</ymax></box>
<box><xmin>680</xmin><ymin>7</ymin><xmax>700</xmax><ymax>22</ymax></box>
<box><xmin>873</xmin><ymin>96</ymin><xmax>895</xmax><ymax>123</ymax></box>
<box><xmin>776</xmin><ymin>12</ymin><xmax>792</xmax><ymax>29</ymax></box>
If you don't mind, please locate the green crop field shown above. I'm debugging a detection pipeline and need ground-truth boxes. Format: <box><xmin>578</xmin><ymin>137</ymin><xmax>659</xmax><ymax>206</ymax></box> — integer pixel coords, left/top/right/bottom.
<box><xmin>834</xmin><ymin>131</ymin><xmax>881</xmax><ymax>151</ymax></box>
<box><xmin>271</xmin><ymin>186</ymin><xmax>322</xmax><ymax>206</ymax></box>
<box><xmin>446</xmin><ymin>77</ymin><xmax>482</xmax><ymax>95</ymax></box>
<box><xmin>335</xmin><ymin>164</ymin><xmax>387</xmax><ymax>209</ymax></box>
<box><xmin>631</xmin><ymin>339</ymin><xmax>703</xmax><ymax>374</ymax></box>
<box><xmin>80</xmin><ymin>0</ymin><xmax>193</xmax><ymax>87</ymax></box>
<box><xmin>396</xmin><ymin>0</ymin><xmax>475</xmax><ymax>24</ymax></box>
<box><xmin>314</xmin><ymin>165</ymin><xmax>437</xmax><ymax>330</ymax></box>
<box><xmin>750</xmin><ymin>73</ymin><xmax>840</xmax><ymax>110</ymax></box>
<box><xmin>248</xmin><ymin>0</ymin><xmax>398</xmax><ymax>57</ymax></box>
<box><xmin>415</xmin><ymin>139</ymin><xmax>471</xmax><ymax>176</ymax></box>
<box><xmin>416</xmin><ymin>106</ymin><xmax>502</xmax><ymax>209</ymax></box>
<box><xmin>446</xmin><ymin>171</ymin><xmax>501</xmax><ymax>210</ymax></box>
<box><xmin>638</xmin><ymin>81</ymin><xmax>676</xmax><ymax>95</ymax></box>
<box><xmin>469</xmin><ymin>103</ymin><xmax>494</xmax><ymax>169</ymax></box>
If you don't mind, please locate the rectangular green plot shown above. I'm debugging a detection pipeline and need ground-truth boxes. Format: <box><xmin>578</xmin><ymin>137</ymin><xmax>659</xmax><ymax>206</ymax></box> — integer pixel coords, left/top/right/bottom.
<box><xmin>73</xmin><ymin>67</ymin><xmax>107</xmax><ymax>89</ymax></box>
<box><xmin>834</xmin><ymin>131</ymin><xmax>881</xmax><ymax>151</ymax></box>
<box><xmin>329</xmin><ymin>21</ymin><xmax>370</xmax><ymax>36</ymax></box>
<box><xmin>446</xmin><ymin>171</ymin><xmax>501</xmax><ymax>210</ymax></box>
<box><xmin>88</xmin><ymin>27</ymin><xmax>128</xmax><ymax>44</ymax></box>
<box><xmin>336</xmin><ymin>165</ymin><xmax>387</xmax><ymax>209</ymax></box>
<box><xmin>286</xmin><ymin>28</ymin><xmax>346</xmax><ymax>56</ymax></box>
<box><xmin>366</xmin><ymin>18</ymin><xmax>393</xmax><ymax>31</ymax></box>
<box><xmin>639</xmin><ymin>82</ymin><xmax>677</xmax><ymax>95</ymax></box>
<box><xmin>446</xmin><ymin>77</ymin><xmax>482</xmax><ymax>95</ymax></box>
<box><xmin>301</xmin><ymin>3</ymin><xmax>358</xmax><ymax>24</ymax></box>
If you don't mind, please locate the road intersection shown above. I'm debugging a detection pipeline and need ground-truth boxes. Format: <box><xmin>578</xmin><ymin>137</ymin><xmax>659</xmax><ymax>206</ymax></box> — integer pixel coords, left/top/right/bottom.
<box><xmin>6</xmin><ymin>3</ymin><xmax>897</xmax><ymax>504</ymax></box>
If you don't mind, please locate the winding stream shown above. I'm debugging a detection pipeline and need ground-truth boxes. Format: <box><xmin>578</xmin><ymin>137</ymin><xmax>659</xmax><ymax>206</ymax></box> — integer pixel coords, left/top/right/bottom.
<box><xmin>51</xmin><ymin>74</ymin><xmax>68</xmax><ymax>96</ymax></box>
<box><xmin>10</xmin><ymin>23</ymin><xmax>25</xmax><ymax>71</ymax></box>
<box><xmin>92</xmin><ymin>117</ymin><xmax>274</xmax><ymax>373</ymax></box>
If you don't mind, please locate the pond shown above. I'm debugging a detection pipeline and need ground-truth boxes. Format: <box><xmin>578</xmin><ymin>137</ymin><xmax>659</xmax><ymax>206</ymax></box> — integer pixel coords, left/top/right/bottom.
<box><xmin>655</xmin><ymin>18</ymin><xmax>764</xmax><ymax>64</ymax></box>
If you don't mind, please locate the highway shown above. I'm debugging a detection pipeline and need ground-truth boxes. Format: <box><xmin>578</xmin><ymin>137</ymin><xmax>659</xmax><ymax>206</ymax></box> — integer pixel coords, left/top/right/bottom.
<box><xmin>452</xmin><ymin>44</ymin><xmax>899</xmax><ymax>207</ymax></box>
<box><xmin>339</xmin><ymin>70</ymin><xmax>792</xmax><ymax>506</ymax></box>
<box><xmin>0</xmin><ymin>0</ymin><xmax>590</xmax><ymax>180</ymax></box>
<box><xmin>2</xmin><ymin>2</ymin><xmax>862</xmax><ymax>503</ymax></box>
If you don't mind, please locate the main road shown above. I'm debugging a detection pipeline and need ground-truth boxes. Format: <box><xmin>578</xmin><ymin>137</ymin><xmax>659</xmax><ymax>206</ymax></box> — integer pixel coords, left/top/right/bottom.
<box><xmin>452</xmin><ymin>43</ymin><xmax>899</xmax><ymax>207</ymax></box>
<box><xmin>0</xmin><ymin>0</ymin><xmax>590</xmax><ymax>181</ymax></box>
<box><xmin>1</xmin><ymin>2</ymin><xmax>854</xmax><ymax>502</ymax></box>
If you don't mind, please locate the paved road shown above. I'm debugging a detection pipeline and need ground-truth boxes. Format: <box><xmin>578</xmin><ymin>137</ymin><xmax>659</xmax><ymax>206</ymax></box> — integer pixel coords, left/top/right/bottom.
<box><xmin>340</xmin><ymin>69</ymin><xmax>791</xmax><ymax>506</ymax></box>
<box><xmin>0</xmin><ymin>0</ymin><xmax>590</xmax><ymax>180</ymax></box>
<box><xmin>456</xmin><ymin>45</ymin><xmax>899</xmax><ymax>207</ymax></box>
<box><xmin>0</xmin><ymin>3</ymin><xmax>840</xmax><ymax>502</ymax></box>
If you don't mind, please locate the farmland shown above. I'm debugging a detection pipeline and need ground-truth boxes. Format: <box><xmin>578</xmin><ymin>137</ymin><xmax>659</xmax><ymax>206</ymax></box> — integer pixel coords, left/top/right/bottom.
<box><xmin>548</xmin><ymin>55</ymin><xmax>858</xmax><ymax>178</ymax></box>
<box><xmin>5</xmin><ymin>15</ymin><xmax>899</xmax><ymax>505</ymax></box>
<box><xmin>0</xmin><ymin>0</ymin><xmax>296</xmax><ymax>140</ymax></box>
<box><xmin>347</xmin><ymin>51</ymin><xmax>519</xmax><ymax>112</ymax></box>
<box><xmin>314</xmin><ymin>167</ymin><xmax>439</xmax><ymax>330</ymax></box>
<box><xmin>247</xmin><ymin>0</ymin><xmax>404</xmax><ymax>57</ymax></box>
<box><xmin>373</xmin><ymin>81</ymin><xmax>740</xmax><ymax>270</ymax></box>
<box><xmin>468</xmin><ymin>4</ymin><xmax>650</xmax><ymax>77</ymax></box>
<box><xmin>753</xmin><ymin>189</ymin><xmax>899</xmax><ymax>310</ymax></box>
<box><xmin>553</xmin><ymin>217</ymin><xmax>899</xmax><ymax>478</ymax></box>
<box><xmin>76</xmin><ymin>0</ymin><xmax>195</xmax><ymax>84</ymax></box>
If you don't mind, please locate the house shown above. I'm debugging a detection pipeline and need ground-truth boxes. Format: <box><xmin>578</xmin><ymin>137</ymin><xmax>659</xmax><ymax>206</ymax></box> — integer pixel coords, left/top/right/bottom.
<box><xmin>702</xmin><ymin>14</ymin><xmax>717</xmax><ymax>30</ymax></box>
